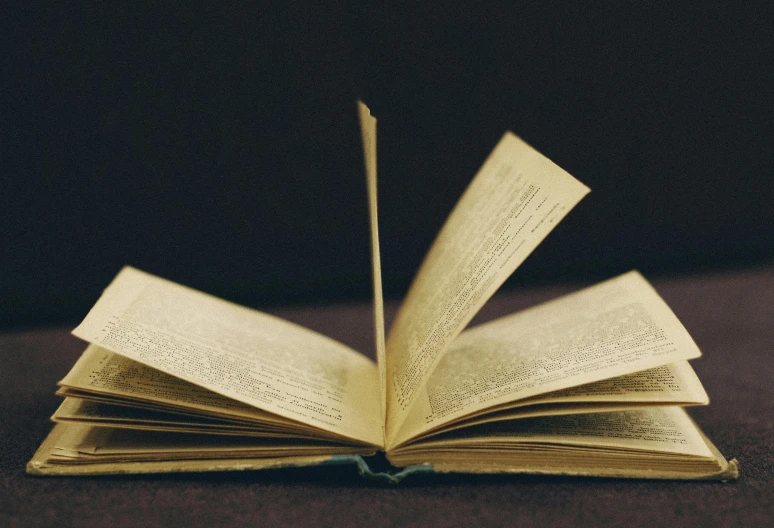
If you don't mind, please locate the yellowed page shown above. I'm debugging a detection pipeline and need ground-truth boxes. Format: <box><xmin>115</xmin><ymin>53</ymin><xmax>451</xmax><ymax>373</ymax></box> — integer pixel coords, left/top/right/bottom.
<box><xmin>52</xmin><ymin>397</ymin><xmax>248</xmax><ymax>427</ymax></box>
<box><xmin>541</xmin><ymin>361</ymin><xmax>707</xmax><ymax>403</ymax></box>
<box><xmin>385</xmin><ymin>132</ymin><xmax>590</xmax><ymax>443</ymax></box>
<box><xmin>51</xmin><ymin>398</ymin><xmax>322</xmax><ymax>438</ymax></box>
<box><xmin>386</xmin><ymin>408</ymin><xmax>739</xmax><ymax>480</ymax></box>
<box><xmin>394</xmin><ymin>407</ymin><xmax>714</xmax><ymax>458</ymax></box>
<box><xmin>59</xmin><ymin>345</ymin><xmax>342</xmax><ymax>441</ymax></box>
<box><xmin>60</xmin><ymin>345</ymin><xmax>279</xmax><ymax>421</ymax></box>
<box><xmin>72</xmin><ymin>267</ymin><xmax>383</xmax><ymax>447</ymax></box>
<box><xmin>358</xmin><ymin>101</ymin><xmax>386</xmax><ymax>427</ymax></box>
<box><xmin>41</xmin><ymin>425</ymin><xmax>374</xmax><ymax>466</ymax></box>
<box><xmin>54</xmin><ymin>426</ymin><xmax>366</xmax><ymax>457</ymax></box>
<box><xmin>404</xmin><ymin>362</ymin><xmax>709</xmax><ymax>442</ymax></box>
<box><xmin>27</xmin><ymin>424</ymin><xmax>340</xmax><ymax>476</ymax></box>
<box><xmin>391</xmin><ymin>271</ymin><xmax>705</xmax><ymax>448</ymax></box>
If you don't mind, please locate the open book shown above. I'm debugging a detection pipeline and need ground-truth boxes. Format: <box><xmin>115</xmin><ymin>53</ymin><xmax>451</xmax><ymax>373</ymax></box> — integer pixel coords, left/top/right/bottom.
<box><xmin>28</xmin><ymin>103</ymin><xmax>737</xmax><ymax>481</ymax></box>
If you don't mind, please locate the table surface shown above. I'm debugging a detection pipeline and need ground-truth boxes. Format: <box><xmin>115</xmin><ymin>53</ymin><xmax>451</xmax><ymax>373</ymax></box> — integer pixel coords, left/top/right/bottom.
<box><xmin>2</xmin><ymin>267</ymin><xmax>773</xmax><ymax>528</ymax></box>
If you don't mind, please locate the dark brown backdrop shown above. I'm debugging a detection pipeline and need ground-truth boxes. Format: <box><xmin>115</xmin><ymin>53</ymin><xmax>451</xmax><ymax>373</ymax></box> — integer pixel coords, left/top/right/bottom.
<box><xmin>2</xmin><ymin>2</ymin><xmax>772</xmax><ymax>329</ymax></box>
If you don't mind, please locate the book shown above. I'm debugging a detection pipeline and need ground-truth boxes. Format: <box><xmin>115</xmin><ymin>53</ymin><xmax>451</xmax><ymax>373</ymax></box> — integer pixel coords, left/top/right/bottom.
<box><xmin>27</xmin><ymin>102</ymin><xmax>738</xmax><ymax>481</ymax></box>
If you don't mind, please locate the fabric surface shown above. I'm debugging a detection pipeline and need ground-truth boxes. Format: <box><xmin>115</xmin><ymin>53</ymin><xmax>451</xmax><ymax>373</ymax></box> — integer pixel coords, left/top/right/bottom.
<box><xmin>2</xmin><ymin>268</ymin><xmax>772</xmax><ymax>527</ymax></box>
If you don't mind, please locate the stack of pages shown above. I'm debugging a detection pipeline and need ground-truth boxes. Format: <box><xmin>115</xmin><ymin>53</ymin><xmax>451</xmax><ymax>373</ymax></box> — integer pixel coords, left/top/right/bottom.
<box><xmin>28</xmin><ymin>103</ymin><xmax>737</xmax><ymax>481</ymax></box>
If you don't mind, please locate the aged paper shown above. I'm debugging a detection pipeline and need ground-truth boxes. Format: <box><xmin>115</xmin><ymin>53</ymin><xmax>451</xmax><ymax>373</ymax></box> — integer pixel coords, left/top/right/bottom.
<box><xmin>72</xmin><ymin>267</ymin><xmax>383</xmax><ymax>446</ymax></box>
<box><xmin>51</xmin><ymin>425</ymin><xmax>368</xmax><ymax>458</ymax></box>
<box><xmin>358</xmin><ymin>101</ymin><xmax>387</xmax><ymax>426</ymax></box>
<box><xmin>539</xmin><ymin>361</ymin><xmax>707</xmax><ymax>403</ymax></box>
<box><xmin>386</xmin><ymin>408</ymin><xmax>734</xmax><ymax>480</ymax></box>
<box><xmin>27</xmin><ymin>423</ymin><xmax>341</xmax><ymax>475</ymax></box>
<box><xmin>390</xmin><ymin>271</ymin><xmax>705</xmax><ymax>448</ymax></box>
<box><xmin>51</xmin><ymin>398</ymin><xmax>315</xmax><ymax>437</ymax></box>
<box><xmin>55</xmin><ymin>347</ymin><xmax>341</xmax><ymax>439</ymax></box>
<box><xmin>385</xmin><ymin>132</ymin><xmax>590</xmax><ymax>443</ymax></box>
<box><xmin>60</xmin><ymin>345</ymin><xmax>278</xmax><ymax>421</ymax></box>
<box><xmin>398</xmin><ymin>407</ymin><xmax>714</xmax><ymax>458</ymax></box>
<box><xmin>403</xmin><ymin>361</ymin><xmax>708</xmax><ymax>443</ymax></box>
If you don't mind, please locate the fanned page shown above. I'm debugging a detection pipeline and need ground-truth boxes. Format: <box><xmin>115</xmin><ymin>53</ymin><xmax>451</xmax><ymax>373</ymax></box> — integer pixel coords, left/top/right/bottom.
<box><xmin>399</xmin><ymin>362</ymin><xmax>708</xmax><ymax>445</ymax></box>
<box><xmin>72</xmin><ymin>267</ymin><xmax>383</xmax><ymax>447</ymax></box>
<box><xmin>391</xmin><ymin>271</ymin><xmax>706</xmax><ymax>447</ymax></box>
<box><xmin>428</xmin><ymin>407</ymin><xmax>713</xmax><ymax>458</ymax></box>
<box><xmin>57</xmin><ymin>345</ymin><xmax>325</xmax><ymax>431</ymax></box>
<box><xmin>385</xmin><ymin>132</ymin><xmax>590</xmax><ymax>444</ymax></box>
<box><xmin>358</xmin><ymin>102</ymin><xmax>387</xmax><ymax>425</ymax></box>
<box><xmin>387</xmin><ymin>407</ymin><xmax>736</xmax><ymax>480</ymax></box>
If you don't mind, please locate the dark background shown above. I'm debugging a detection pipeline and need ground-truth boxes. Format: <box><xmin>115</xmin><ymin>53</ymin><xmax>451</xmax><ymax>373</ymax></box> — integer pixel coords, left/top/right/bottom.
<box><xmin>2</xmin><ymin>2</ymin><xmax>772</xmax><ymax>330</ymax></box>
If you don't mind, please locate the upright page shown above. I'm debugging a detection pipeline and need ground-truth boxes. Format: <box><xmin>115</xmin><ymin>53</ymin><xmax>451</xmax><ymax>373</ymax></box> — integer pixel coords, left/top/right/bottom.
<box><xmin>358</xmin><ymin>101</ymin><xmax>387</xmax><ymax>426</ymax></box>
<box><xmin>385</xmin><ymin>132</ymin><xmax>590</xmax><ymax>443</ymax></box>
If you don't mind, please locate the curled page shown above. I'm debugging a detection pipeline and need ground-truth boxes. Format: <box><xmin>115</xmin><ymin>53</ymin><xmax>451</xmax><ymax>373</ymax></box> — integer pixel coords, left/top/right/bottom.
<box><xmin>72</xmin><ymin>267</ymin><xmax>383</xmax><ymax>447</ymax></box>
<box><xmin>392</xmin><ymin>272</ymin><xmax>707</xmax><ymax>447</ymax></box>
<box><xmin>385</xmin><ymin>132</ymin><xmax>590</xmax><ymax>445</ymax></box>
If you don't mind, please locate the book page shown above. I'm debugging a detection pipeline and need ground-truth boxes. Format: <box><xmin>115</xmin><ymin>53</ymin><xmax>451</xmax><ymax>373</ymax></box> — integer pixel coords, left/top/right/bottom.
<box><xmin>386</xmin><ymin>408</ymin><xmax>733</xmax><ymax>480</ymax></box>
<box><xmin>390</xmin><ymin>271</ymin><xmax>705</xmax><ymax>447</ymax></box>
<box><xmin>358</xmin><ymin>101</ymin><xmax>387</xmax><ymax>425</ymax></box>
<box><xmin>385</xmin><ymin>407</ymin><xmax>737</xmax><ymax>481</ymax></box>
<box><xmin>28</xmin><ymin>423</ymin><xmax>348</xmax><ymax>475</ymax></box>
<box><xmin>409</xmin><ymin>407</ymin><xmax>714</xmax><ymax>458</ymax></box>
<box><xmin>72</xmin><ymin>267</ymin><xmax>383</xmax><ymax>447</ymax></box>
<box><xmin>542</xmin><ymin>361</ymin><xmax>707</xmax><ymax>403</ymax></box>
<box><xmin>385</xmin><ymin>132</ymin><xmax>590</xmax><ymax>443</ymax></box>
<box><xmin>46</xmin><ymin>424</ymin><xmax>373</xmax><ymax>460</ymax></box>
<box><xmin>58</xmin><ymin>345</ymin><xmax>329</xmax><ymax>440</ymax></box>
<box><xmin>60</xmin><ymin>345</ymin><xmax>276</xmax><ymax>420</ymax></box>
<box><xmin>51</xmin><ymin>398</ymin><xmax>304</xmax><ymax>437</ymax></box>
<box><xmin>403</xmin><ymin>362</ymin><xmax>708</xmax><ymax>443</ymax></box>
